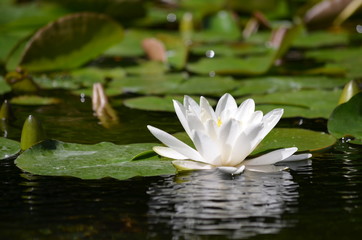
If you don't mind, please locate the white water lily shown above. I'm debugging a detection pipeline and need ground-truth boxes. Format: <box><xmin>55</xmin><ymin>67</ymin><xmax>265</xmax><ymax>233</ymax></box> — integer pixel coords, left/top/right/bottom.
<box><xmin>147</xmin><ymin>93</ymin><xmax>311</xmax><ymax>175</ymax></box>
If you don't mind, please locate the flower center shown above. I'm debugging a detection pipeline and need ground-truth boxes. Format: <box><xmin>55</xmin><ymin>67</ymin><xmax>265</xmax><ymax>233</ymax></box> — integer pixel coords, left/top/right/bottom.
<box><xmin>217</xmin><ymin>117</ymin><xmax>222</xmax><ymax>127</ymax></box>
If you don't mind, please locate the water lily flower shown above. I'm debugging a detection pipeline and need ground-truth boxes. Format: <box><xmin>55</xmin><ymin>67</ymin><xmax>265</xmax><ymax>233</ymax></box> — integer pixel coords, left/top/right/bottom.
<box><xmin>147</xmin><ymin>94</ymin><xmax>311</xmax><ymax>175</ymax></box>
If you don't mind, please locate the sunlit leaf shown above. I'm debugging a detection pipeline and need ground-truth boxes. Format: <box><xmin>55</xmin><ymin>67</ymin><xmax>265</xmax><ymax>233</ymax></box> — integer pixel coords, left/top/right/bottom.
<box><xmin>187</xmin><ymin>48</ymin><xmax>276</xmax><ymax>75</ymax></box>
<box><xmin>293</xmin><ymin>31</ymin><xmax>349</xmax><ymax>48</ymax></box>
<box><xmin>123</xmin><ymin>96</ymin><xmax>186</xmax><ymax>112</ymax></box>
<box><xmin>19</xmin><ymin>12</ymin><xmax>124</xmax><ymax>72</ymax></box>
<box><xmin>0</xmin><ymin>137</ymin><xmax>20</xmax><ymax>160</ymax></box>
<box><xmin>328</xmin><ymin>93</ymin><xmax>362</xmax><ymax>141</ymax></box>
<box><xmin>124</xmin><ymin>95</ymin><xmax>217</xmax><ymax>112</ymax></box>
<box><xmin>237</xmin><ymin>89</ymin><xmax>341</xmax><ymax>118</ymax></box>
<box><xmin>10</xmin><ymin>95</ymin><xmax>61</xmax><ymax>105</ymax></box>
<box><xmin>15</xmin><ymin>140</ymin><xmax>175</xmax><ymax>180</ymax></box>
<box><xmin>232</xmin><ymin>76</ymin><xmax>348</xmax><ymax>96</ymax></box>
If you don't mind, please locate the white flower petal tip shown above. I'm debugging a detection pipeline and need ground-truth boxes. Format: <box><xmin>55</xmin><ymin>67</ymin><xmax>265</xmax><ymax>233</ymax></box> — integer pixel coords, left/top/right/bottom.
<box><xmin>246</xmin><ymin>165</ymin><xmax>289</xmax><ymax>173</ymax></box>
<box><xmin>283</xmin><ymin>153</ymin><xmax>312</xmax><ymax>162</ymax></box>
<box><xmin>217</xmin><ymin>165</ymin><xmax>245</xmax><ymax>175</ymax></box>
<box><xmin>244</xmin><ymin>147</ymin><xmax>298</xmax><ymax>166</ymax></box>
<box><xmin>172</xmin><ymin>160</ymin><xmax>213</xmax><ymax>171</ymax></box>
<box><xmin>153</xmin><ymin>146</ymin><xmax>188</xmax><ymax>160</ymax></box>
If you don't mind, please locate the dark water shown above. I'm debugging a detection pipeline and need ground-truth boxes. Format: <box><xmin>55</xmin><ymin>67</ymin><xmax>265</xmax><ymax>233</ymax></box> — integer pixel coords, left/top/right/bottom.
<box><xmin>1</xmin><ymin>94</ymin><xmax>362</xmax><ymax>239</ymax></box>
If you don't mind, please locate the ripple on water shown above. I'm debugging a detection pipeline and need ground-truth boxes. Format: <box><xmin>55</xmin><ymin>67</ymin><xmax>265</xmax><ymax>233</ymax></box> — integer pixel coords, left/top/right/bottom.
<box><xmin>147</xmin><ymin>169</ymin><xmax>301</xmax><ymax>239</ymax></box>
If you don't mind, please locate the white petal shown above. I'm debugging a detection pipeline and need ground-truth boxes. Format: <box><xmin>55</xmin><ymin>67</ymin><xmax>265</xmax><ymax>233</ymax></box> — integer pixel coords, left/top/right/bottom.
<box><xmin>215</xmin><ymin>93</ymin><xmax>237</xmax><ymax>117</ymax></box>
<box><xmin>244</xmin><ymin>147</ymin><xmax>298</xmax><ymax>166</ymax></box>
<box><xmin>234</xmin><ymin>165</ymin><xmax>246</xmax><ymax>174</ymax></box>
<box><xmin>234</xmin><ymin>99</ymin><xmax>255</xmax><ymax>122</ymax></box>
<box><xmin>173</xmin><ymin>100</ymin><xmax>191</xmax><ymax>136</ymax></box>
<box><xmin>172</xmin><ymin>160</ymin><xmax>214</xmax><ymax>171</ymax></box>
<box><xmin>153</xmin><ymin>146</ymin><xmax>188</xmax><ymax>159</ymax></box>
<box><xmin>200</xmin><ymin>96</ymin><xmax>217</xmax><ymax>122</ymax></box>
<box><xmin>192</xmin><ymin>130</ymin><xmax>222</xmax><ymax>165</ymax></box>
<box><xmin>259</xmin><ymin>108</ymin><xmax>283</xmax><ymax>140</ymax></box>
<box><xmin>217</xmin><ymin>165</ymin><xmax>245</xmax><ymax>175</ymax></box>
<box><xmin>283</xmin><ymin>153</ymin><xmax>312</xmax><ymax>162</ymax></box>
<box><xmin>184</xmin><ymin>95</ymin><xmax>201</xmax><ymax>116</ymax></box>
<box><xmin>245</xmin><ymin>165</ymin><xmax>288</xmax><ymax>173</ymax></box>
<box><xmin>147</xmin><ymin>125</ymin><xmax>204</xmax><ymax>163</ymax></box>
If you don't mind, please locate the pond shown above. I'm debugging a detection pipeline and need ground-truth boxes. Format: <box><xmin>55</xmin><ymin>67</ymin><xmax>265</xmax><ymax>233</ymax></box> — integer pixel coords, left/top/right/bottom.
<box><xmin>1</xmin><ymin>97</ymin><xmax>362</xmax><ymax>239</ymax></box>
<box><xmin>1</xmin><ymin>0</ymin><xmax>362</xmax><ymax>239</ymax></box>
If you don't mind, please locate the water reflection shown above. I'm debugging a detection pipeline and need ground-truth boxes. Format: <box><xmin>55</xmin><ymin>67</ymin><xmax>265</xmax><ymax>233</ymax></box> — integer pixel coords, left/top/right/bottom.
<box><xmin>147</xmin><ymin>169</ymin><xmax>300</xmax><ymax>239</ymax></box>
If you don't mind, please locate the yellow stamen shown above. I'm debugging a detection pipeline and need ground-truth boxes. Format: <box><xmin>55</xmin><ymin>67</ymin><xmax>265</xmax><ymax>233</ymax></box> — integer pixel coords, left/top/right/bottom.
<box><xmin>217</xmin><ymin>118</ymin><xmax>222</xmax><ymax>127</ymax></box>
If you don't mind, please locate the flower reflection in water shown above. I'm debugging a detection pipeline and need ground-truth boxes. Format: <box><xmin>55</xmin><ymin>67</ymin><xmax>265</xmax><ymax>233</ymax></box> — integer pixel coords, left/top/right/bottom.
<box><xmin>147</xmin><ymin>162</ymin><xmax>310</xmax><ymax>239</ymax></box>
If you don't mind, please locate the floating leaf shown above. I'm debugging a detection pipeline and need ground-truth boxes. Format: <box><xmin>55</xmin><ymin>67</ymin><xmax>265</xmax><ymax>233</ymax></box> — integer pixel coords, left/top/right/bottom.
<box><xmin>0</xmin><ymin>137</ymin><xmax>20</xmax><ymax>160</ymax></box>
<box><xmin>123</xmin><ymin>96</ymin><xmax>186</xmax><ymax>112</ymax></box>
<box><xmin>10</xmin><ymin>95</ymin><xmax>60</xmax><ymax>105</ymax></box>
<box><xmin>191</xmin><ymin>43</ymin><xmax>268</xmax><ymax>57</ymax></box>
<box><xmin>253</xmin><ymin>128</ymin><xmax>336</xmax><ymax>155</ymax></box>
<box><xmin>293</xmin><ymin>31</ymin><xmax>349</xmax><ymax>48</ymax></box>
<box><xmin>15</xmin><ymin>140</ymin><xmax>175</xmax><ymax>180</ymax></box>
<box><xmin>187</xmin><ymin>48</ymin><xmax>276</xmax><ymax>75</ymax></box>
<box><xmin>237</xmin><ymin>89</ymin><xmax>341</xmax><ymax>118</ymax></box>
<box><xmin>157</xmin><ymin>34</ymin><xmax>188</xmax><ymax>70</ymax></box>
<box><xmin>124</xmin><ymin>95</ymin><xmax>217</xmax><ymax>112</ymax></box>
<box><xmin>167</xmin><ymin>76</ymin><xmax>238</xmax><ymax>95</ymax></box>
<box><xmin>107</xmin><ymin>73</ymin><xmax>184</xmax><ymax>95</ymax></box>
<box><xmin>19</xmin><ymin>12</ymin><xmax>124</xmax><ymax>72</ymax></box>
<box><xmin>328</xmin><ymin>93</ymin><xmax>362</xmax><ymax>142</ymax></box>
<box><xmin>232</xmin><ymin>76</ymin><xmax>348</xmax><ymax>96</ymax></box>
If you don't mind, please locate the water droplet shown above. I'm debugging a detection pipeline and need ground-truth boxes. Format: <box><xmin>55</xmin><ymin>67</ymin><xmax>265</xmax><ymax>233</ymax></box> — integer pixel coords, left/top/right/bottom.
<box><xmin>356</xmin><ymin>25</ymin><xmax>362</xmax><ymax>33</ymax></box>
<box><xmin>167</xmin><ymin>13</ymin><xmax>177</xmax><ymax>22</ymax></box>
<box><xmin>205</xmin><ymin>50</ymin><xmax>215</xmax><ymax>58</ymax></box>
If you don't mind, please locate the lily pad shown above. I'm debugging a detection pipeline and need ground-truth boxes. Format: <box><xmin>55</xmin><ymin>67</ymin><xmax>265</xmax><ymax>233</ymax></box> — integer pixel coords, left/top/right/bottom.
<box><xmin>15</xmin><ymin>140</ymin><xmax>175</xmax><ymax>180</ymax></box>
<box><xmin>0</xmin><ymin>137</ymin><xmax>20</xmax><ymax>160</ymax></box>
<box><xmin>0</xmin><ymin>76</ymin><xmax>11</xmax><ymax>94</ymax></box>
<box><xmin>19</xmin><ymin>12</ymin><xmax>124</xmax><ymax>72</ymax></box>
<box><xmin>253</xmin><ymin>128</ymin><xmax>336</xmax><ymax>155</ymax></box>
<box><xmin>123</xmin><ymin>96</ymin><xmax>186</xmax><ymax>112</ymax></box>
<box><xmin>107</xmin><ymin>73</ymin><xmax>184</xmax><ymax>95</ymax></box>
<box><xmin>293</xmin><ymin>31</ymin><xmax>349</xmax><ymax>48</ymax></box>
<box><xmin>187</xmin><ymin>48</ymin><xmax>276</xmax><ymax>75</ymax></box>
<box><xmin>328</xmin><ymin>92</ymin><xmax>362</xmax><ymax>142</ymax></box>
<box><xmin>124</xmin><ymin>95</ymin><xmax>217</xmax><ymax>112</ymax></box>
<box><xmin>237</xmin><ymin>89</ymin><xmax>341</xmax><ymax>118</ymax></box>
<box><xmin>173</xmin><ymin>128</ymin><xmax>335</xmax><ymax>156</ymax></box>
<box><xmin>191</xmin><ymin>43</ymin><xmax>268</xmax><ymax>57</ymax></box>
<box><xmin>168</xmin><ymin>76</ymin><xmax>238</xmax><ymax>95</ymax></box>
<box><xmin>10</xmin><ymin>95</ymin><xmax>61</xmax><ymax>105</ymax></box>
<box><xmin>232</xmin><ymin>76</ymin><xmax>348</xmax><ymax>96</ymax></box>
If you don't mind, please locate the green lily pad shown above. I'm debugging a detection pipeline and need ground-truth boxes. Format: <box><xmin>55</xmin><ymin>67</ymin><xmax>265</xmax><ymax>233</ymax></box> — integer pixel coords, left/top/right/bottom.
<box><xmin>187</xmin><ymin>48</ymin><xmax>276</xmax><ymax>75</ymax></box>
<box><xmin>232</xmin><ymin>76</ymin><xmax>349</xmax><ymax>96</ymax></box>
<box><xmin>328</xmin><ymin>93</ymin><xmax>362</xmax><ymax>142</ymax></box>
<box><xmin>293</xmin><ymin>31</ymin><xmax>349</xmax><ymax>48</ymax></box>
<box><xmin>173</xmin><ymin>127</ymin><xmax>335</xmax><ymax>155</ymax></box>
<box><xmin>123</xmin><ymin>95</ymin><xmax>217</xmax><ymax>112</ymax></box>
<box><xmin>10</xmin><ymin>95</ymin><xmax>61</xmax><ymax>105</ymax></box>
<box><xmin>0</xmin><ymin>137</ymin><xmax>20</xmax><ymax>160</ymax></box>
<box><xmin>253</xmin><ymin>128</ymin><xmax>336</xmax><ymax>155</ymax></box>
<box><xmin>103</xmin><ymin>29</ymin><xmax>154</xmax><ymax>57</ymax></box>
<box><xmin>19</xmin><ymin>12</ymin><xmax>124</xmax><ymax>72</ymax></box>
<box><xmin>15</xmin><ymin>140</ymin><xmax>175</xmax><ymax>180</ymax></box>
<box><xmin>107</xmin><ymin>73</ymin><xmax>184</xmax><ymax>95</ymax></box>
<box><xmin>191</xmin><ymin>43</ymin><xmax>268</xmax><ymax>57</ymax></box>
<box><xmin>123</xmin><ymin>96</ymin><xmax>186</xmax><ymax>112</ymax></box>
<box><xmin>168</xmin><ymin>76</ymin><xmax>238</xmax><ymax>95</ymax></box>
<box><xmin>0</xmin><ymin>76</ymin><xmax>11</xmax><ymax>94</ymax></box>
<box><xmin>124</xmin><ymin>61</ymin><xmax>168</xmax><ymax>75</ymax></box>
<box><xmin>237</xmin><ymin>89</ymin><xmax>342</xmax><ymax>118</ymax></box>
